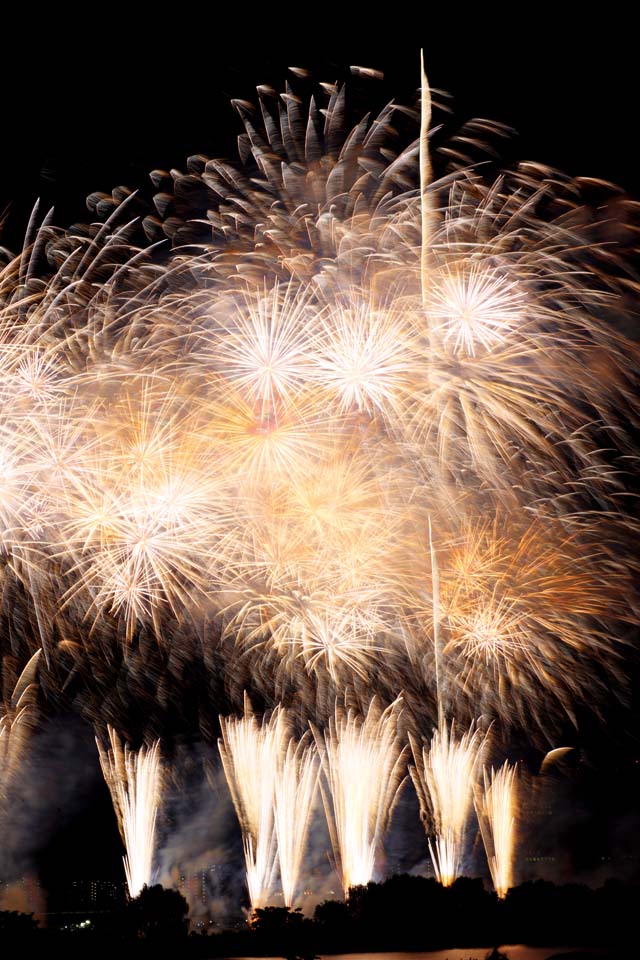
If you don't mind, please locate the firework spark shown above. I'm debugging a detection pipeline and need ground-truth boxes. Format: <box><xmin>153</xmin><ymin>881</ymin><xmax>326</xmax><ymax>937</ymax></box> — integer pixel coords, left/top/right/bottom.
<box><xmin>313</xmin><ymin>698</ymin><xmax>406</xmax><ymax>895</ymax></box>
<box><xmin>475</xmin><ymin>760</ymin><xmax>518</xmax><ymax>898</ymax></box>
<box><xmin>96</xmin><ymin>725</ymin><xmax>163</xmax><ymax>898</ymax></box>
<box><xmin>410</xmin><ymin>718</ymin><xmax>486</xmax><ymax>885</ymax></box>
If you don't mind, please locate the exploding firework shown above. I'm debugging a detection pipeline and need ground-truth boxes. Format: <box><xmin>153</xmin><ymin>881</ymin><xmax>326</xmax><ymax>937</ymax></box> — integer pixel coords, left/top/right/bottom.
<box><xmin>0</xmin><ymin>56</ymin><xmax>637</xmax><ymax>918</ymax></box>
<box><xmin>313</xmin><ymin>697</ymin><xmax>406</xmax><ymax>895</ymax></box>
<box><xmin>475</xmin><ymin>760</ymin><xmax>518</xmax><ymax>898</ymax></box>
<box><xmin>96</xmin><ymin>725</ymin><xmax>163</xmax><ymax>898</ymax></box>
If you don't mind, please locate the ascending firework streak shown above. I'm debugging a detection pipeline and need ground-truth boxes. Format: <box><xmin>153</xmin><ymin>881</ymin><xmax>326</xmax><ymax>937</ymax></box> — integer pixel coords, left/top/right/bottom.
<box><xmin>274</xmin><ymin>733</ymin><xmax>319</xmax><ymax>908</ymax></box>
<box><xmin>475</xmin><ymin>761</ymin><xmax>518</xmax><ymax>899</ymax></box>
<box><xmin>96</xmin><ymin>725</ymin><xmax>163</xmax><ymax>898</ymax></box>
<box><xmin>313</xmin><ymin>698</ymin><xmax>406</xmax><ymax>896</ymax></box>
<box><xmin>218</xmin><ymin>697</ymin><xmax>287</xmax><ymax>912</ymax></box>
<box><xmin>410</xmin><ymin>719</ymin><xmax>485</xmax><ymax>886</ymax></box>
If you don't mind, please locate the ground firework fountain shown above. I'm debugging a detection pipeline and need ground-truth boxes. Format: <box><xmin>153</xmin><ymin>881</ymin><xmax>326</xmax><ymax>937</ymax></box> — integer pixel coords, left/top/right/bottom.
<box><xmin>410</xmin><ymin>718</ymin><xmax>485</xmax><ymax>885</ymax></box>
<box><xmin>313</xmin><ymin>698</ymin><xmax>406</xmax><ymax>896</ymax></box>
<box><xmin>475</xmin><ymin>761</ymin><xmax>518</xmax><ymax>899</ymax></box>
<box><xmin>0</xmin><ymin>652</ymin><xmax>41</xmax><ymax>811</ymax></box>
<box><xmin>218</xmin><ymin>698</ymin><xmax>287</xmax><ymax>912</ymax></box>
<box><xmin>96</xmin><ymin>726</ymin><xmax>163</xmax><ymax>898</ymax></box>
<box><xmin>274</xmin><ymin>733</ymin><xmax>319</xmax><ymax>908</ymax></box>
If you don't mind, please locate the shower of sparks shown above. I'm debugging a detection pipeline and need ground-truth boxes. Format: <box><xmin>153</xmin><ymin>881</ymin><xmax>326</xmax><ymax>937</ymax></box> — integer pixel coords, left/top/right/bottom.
<box><xmin>274</xmin><ymin>733</ymin><xmax>319</xmax><ymax>908</ymax></box>
<box><xmin>218</xmin><ymin>697</ymin><xmax>287</xmax><ymax>912</ymax></box>
<box><xmin>313</xmin><ymin>698</ymin><xmax>406</xmax><ymax>895</ymax></box>
<box><xmin>96</xmin><ymin>725</ymin><xmax>163</xmax><ymax>898</ymax></box>
<box><xmin>410</xmin><ymin>718</ymin><xmax>486</xmax><ymax>885</ymax></box>
<box><xmin>475</xmin><ymin>760</ymin><xmax>518</xmax><ymax>898</ymax></box>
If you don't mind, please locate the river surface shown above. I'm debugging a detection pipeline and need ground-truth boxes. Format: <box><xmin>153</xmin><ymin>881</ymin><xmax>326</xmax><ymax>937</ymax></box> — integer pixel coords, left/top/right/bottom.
<box><xmin>229</xmin><ymin>949</ymin><xmax>612</xmax><ymax>960</ymax></box>
<box><xmin>323</xmin><ymin>950</ymin><xmax>610</xmax><ymax>960</ymax></box>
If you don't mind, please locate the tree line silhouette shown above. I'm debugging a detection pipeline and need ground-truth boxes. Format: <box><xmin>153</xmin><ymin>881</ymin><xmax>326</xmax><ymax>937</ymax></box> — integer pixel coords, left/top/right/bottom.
<box><xmin>0</xmin><ymin>874</ymin><xmax>634</xmax><ymax>958</ymax></box>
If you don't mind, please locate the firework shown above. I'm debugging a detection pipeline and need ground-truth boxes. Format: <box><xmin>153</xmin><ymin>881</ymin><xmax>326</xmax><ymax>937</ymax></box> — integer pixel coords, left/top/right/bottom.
<box><xmin>313</xmin><ymin>698</ymin><xmax>406</xmax><ymax>895</ymax></box>
<box><xmin>96</xmin><ymin>725</ymin><xmax>163</xmax><ymax>898</ymax></box>
<box><xmin>475</xmin><ymin>760</ymin><xmax>518</xmax><ymax>898</ymax></box>
<box><xmin>410</xmin><ymin>718</ymin><xmax>485</xmax><ymax>885</ymax></box>
<box><xmin>218</xmin><ymin>696</ymin><xmax>286</xmax><ymax>911</ymax></box>
<box><xmin>273</xmin><ymin>733</ymin><xmax>319</xmax><ymax>908</ymax></box>
<box><xmin>0</xmin><ymin>58</ymin><xmax>637</xmax><ymax>917</ymax></box>
<box><xmin>0</xmin><ymin>651</ymin><xmax>41</xmax><ymax>808</ymax></box>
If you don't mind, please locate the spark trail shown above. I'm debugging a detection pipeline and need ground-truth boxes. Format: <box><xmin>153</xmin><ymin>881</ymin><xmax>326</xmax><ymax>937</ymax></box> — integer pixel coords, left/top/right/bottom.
<box><xmin>96</xmin><ymin>725</ymin><xmax>163</xmax><ymax>898</ymax></box>
<box><xmin>410</xmin><ymin>718</ymin><xmax>485</xmax><ymax>885</ymax></box>
<box><xmin>313</xmin><ymin>698</ymin><xmax>406</xmax><ymax>895</ymax></box>
<box><xmin>475</xmin><ymin>760</ymin><xmax>518</xmax><ymax>898</ymax></box>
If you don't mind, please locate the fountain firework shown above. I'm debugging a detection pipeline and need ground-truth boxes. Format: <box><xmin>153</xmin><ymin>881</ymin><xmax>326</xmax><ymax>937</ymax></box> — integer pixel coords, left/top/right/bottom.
<box><xmin>0</xmin><ymin>651</ymin><xmax>41</xmax><ymax>810</ymax></box>
<box><xmin>313</xmin><ymin>698</ymin><xmax>406</xmax><ymax>895</ymax></box>
<box><xmin>274</xmin><ymin>733</ymin><xmax>319</xmax><ymax>908</ymax></box>
<box><xmin>218</xmin><ymin>697</ymin><xmax>287</xmax><ymax>911</ymax></box>
<box><xmin>96</xmin><ymin>725</ymin><xmax>163</xmax><ymax>898</ymax></box>
<box><xmin>475</xmin><ymin>761</ymin><xmax>518</xmax><ymax>898</ymax></box>
<box><xmin>410</xmin><ymin>718</ymin><xmax>486</xmax><ymax>885</ymax></box>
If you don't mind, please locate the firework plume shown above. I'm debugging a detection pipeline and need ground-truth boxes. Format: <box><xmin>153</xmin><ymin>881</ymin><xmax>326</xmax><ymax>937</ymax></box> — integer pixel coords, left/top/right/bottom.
<box><xmin>218</xmin><ymin>696</ymin><xmax>287</xmax><ymax>911</ymax></box>
<box><xmin>410</xmin><ymin>718</ymin><xmax>486</xmax><ymax>885</ymax></box>
<box><xmin>475</xmin><ymin>760</ymin><xmax>518</xmax><ymax>898</ymax></box>
<box><xmin>313</xmin><ymin>697</ymin><xmax>406</xmax><ymax>895</ymax></box>
<box><xmin>96</xmin><ymin>725</ymin><xmax>163</xmax><ymax>898</ymax></box>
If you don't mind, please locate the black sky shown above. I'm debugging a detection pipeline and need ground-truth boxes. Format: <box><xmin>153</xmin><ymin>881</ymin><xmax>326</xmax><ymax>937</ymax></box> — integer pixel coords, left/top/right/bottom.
<box><xmin>3</xmin><ymin>23</ymin><xmax>640</xmax><ymax>242</ymax></box>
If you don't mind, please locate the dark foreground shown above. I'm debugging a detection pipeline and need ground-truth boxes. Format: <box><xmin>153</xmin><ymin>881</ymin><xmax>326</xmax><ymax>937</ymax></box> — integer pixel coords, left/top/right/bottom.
<box><xmin>0</xmin><ymin>875</ymin><xmax>634</xmax><ymax>958</ymax></box>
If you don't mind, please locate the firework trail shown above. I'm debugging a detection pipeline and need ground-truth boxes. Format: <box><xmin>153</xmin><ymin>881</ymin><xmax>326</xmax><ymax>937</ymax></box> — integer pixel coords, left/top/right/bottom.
<box><xmin>96</xmin><ymin>725</ymin><xmax>163</xmax><ymax>898</ymax></box>
<box><xmin>410</xmin><ymin>718</ymin><xmax>485</xmax><ymax>885</ymax></box>
<box><xmin>273</xmin><ymin>733</ymin><xmax>319</xmax><ymax>908</ymax></box>
<box><xmin>313</xmin><ymin>697</ymin><xmax>406</xmax><ymax>896</ymax></box>
<box><xmin>475</xmin><ymin>760</ymin><xmax>518</xmax><ymax>898</ymax></box>
<box><xmin>218</xmin><ymin>696</ymin><xmax>286</xmax><ymax>912</ymax></box>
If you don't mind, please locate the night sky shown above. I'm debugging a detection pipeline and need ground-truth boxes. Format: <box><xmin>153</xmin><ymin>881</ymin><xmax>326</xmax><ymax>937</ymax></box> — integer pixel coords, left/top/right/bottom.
<box><xmin>2</xmin><ymin>19</ymin><xmax>639</xmax><ymax>896</ymax></box>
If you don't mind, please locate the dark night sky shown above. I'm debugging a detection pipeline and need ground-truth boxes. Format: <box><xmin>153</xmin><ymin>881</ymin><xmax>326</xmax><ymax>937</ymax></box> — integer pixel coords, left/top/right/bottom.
<box><xmin>2</xmin><ymin>19</ymin><xmax>639</xmax><ymax>892</ymax></box>
<box><xmin>3</xmin><ymin>24</ymin><xmax>640</xmax><ymax>238</ymax></box>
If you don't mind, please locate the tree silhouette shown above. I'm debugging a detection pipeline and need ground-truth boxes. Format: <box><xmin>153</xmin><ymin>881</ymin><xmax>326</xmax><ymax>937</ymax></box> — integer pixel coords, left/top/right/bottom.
<box><xmin>125</xmin><ymin>884</ymin><xmax>189</xmax><ymax>941</ymax></box>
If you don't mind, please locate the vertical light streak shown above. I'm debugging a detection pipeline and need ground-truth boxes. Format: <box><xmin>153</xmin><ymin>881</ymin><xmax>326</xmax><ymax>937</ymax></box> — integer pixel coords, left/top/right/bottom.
<box><xmin>410</xmin><ymin>718</ymin><xmax>485</xmax><ymax>886</ymax></box>
<box><xmin>475</xmin><ymin>760</ymin><xmax>518</xmax><ymax>898</ymax></box>
<box><xmin>420</xmin><ymin>48</ymin><xmax>433</xmax><ymax>306</ymax></box>
<box><xmin>96</xmin><ymin>725</ymin><xmax>163</xmax><ymax>898</ymax></box>
<box><xmin>313</xmin><ymin>698</ymin><xmax>406</xmax><ymax>896</ymax></box>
